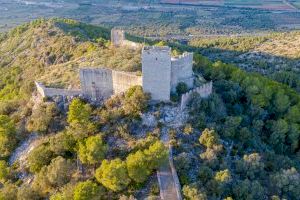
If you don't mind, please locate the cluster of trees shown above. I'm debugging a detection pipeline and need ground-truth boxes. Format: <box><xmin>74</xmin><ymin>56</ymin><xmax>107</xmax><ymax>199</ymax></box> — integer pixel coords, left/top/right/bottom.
<box><xmin>26</xmin><ymin>102</ymin><xmax>58</xmax><ymax>134</ymax></box>
<box><xmin>173</xmin><ymin>53</ymin><xmax>300</xmax><ymax>200</ymax></box>
<box><xmin>95</xmin><ymin>140</ymin><xmax>167</xmax><ymax>192</ymax></box>
<box><xmin>271</xmin><ymin>71</ymin><xmax>300</xmax><ymax>93</ymax></box>
<box><xmin>99</xmin><ymin>86</ymin><xmax>150</xmax><ymax>126</ymax></box>
<box><xmin>194</xmin><ymin>54</ymin><xmax>300</xmax><ymax>154</ymax></box>
<box><xmin>189</xmin><ymin>35</ymin><xmax>268</xmax><ymax>53</ymax></box>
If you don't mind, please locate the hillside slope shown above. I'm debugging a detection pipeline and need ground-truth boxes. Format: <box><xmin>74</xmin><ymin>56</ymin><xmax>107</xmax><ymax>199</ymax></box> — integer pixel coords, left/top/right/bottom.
<box><xmin>189</xmin><ymin>31</ymin><xmax>300</xmax><ymax>92</ymax></box>
<box><xmin>0</xmin><ymin>18</ymin><xmax>141</xmax><ymax>106</ymax></box>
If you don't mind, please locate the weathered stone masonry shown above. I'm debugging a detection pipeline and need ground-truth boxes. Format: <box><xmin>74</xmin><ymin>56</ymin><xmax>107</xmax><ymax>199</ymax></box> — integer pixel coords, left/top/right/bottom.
<box><xmin>111</xmin><ymin>29</ymin><xmax>142</xmax><ymax>49</ymax></box>
<box><xmin>171</xmin><ymin>52</ymin><xmax>194</xmax><ymax>92</ymax></box>
<box><xmin>180</xmin><ymin>81</ymin><xmax>213</xmax><ymax>110</ymax></box>
<box><xmin>80</xmin><ymin>68</ymin><xmax>142</xmax><ymax>100</ymax></box>
<box><xmin>35</xmin><ymin>82</ymin><xmax>81</xmax><ymax>98</ymax></box>
<box><xmin>142</xmin><ymin>46</ymin><xmax>194</xmax><ymax>101</ymax></box>
<box><xmin>35</xmin><ymin>69</ymin><xmax>142</xmax><ymax>100</ymax></box>
<box><xmin>142</xmin><ymin>46</ymin><xmax>172</xmax><ymax>101</ymax></box>
<box><xmin>36</xmin><ymin>45</ymin><xmax>195</xmax><ymax>102</ymax></box>
<box><xmin>111</xmin><ymin>29</ymin><xmax>125</xmax><ymax>47</ymax></box>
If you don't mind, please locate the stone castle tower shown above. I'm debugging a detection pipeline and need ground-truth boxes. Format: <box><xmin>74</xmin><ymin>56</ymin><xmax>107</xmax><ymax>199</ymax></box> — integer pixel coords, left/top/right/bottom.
<box><xmin>111</xmin><ymin>29</ymin><xmax>125</xmax><ymax>47</ymax></box>
<box><xmin>142</xmin><ymin>46</ymin><xmax>194</xmax><ymax>101</ymax></box>
<box><xmin>142</xmin><ymin>46</ymin><xmax>172</xmax><ymax>101</ymax></box>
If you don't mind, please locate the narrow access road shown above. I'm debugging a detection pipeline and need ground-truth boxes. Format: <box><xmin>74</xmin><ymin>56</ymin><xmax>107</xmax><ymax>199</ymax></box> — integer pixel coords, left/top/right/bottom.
<box><xmin>157</xmin><ymin>106</ymin><xmax>185</xmax><ymax>200</ymax></box>
<box><xmin>157</xmin><ymin>130</ymin><xmax>180</xmax><ymax>200</ymax></box>
<box><xmin>283</xmin><ymin>0</ymin><xmax>299</xmax><ymax>10</ymax></box>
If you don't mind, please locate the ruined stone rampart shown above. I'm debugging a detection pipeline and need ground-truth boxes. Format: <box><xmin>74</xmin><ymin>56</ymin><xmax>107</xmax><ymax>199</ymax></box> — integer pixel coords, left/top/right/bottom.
<box><xmin>111</xmin><ymin>29</ymin><xmax>142</xmax><ymax>49</ymax></box>
<box><xmin>112</xmin><ymin>70</ymin><xmax>142</xmax><ymax>94</ymax></box>
<box><xmin>171</xmin><ymin>52</ymin><xmax>194</xmax><ymax>92</ymax></box>
<box><xmin>122</xmin><ymin>40</ymin><xmax>143</xmax><ymax>49</ymax></box>
<box><xmin>80</xmin><ymin>68</ymin><xmax>142</xmax><ymax>100</ymax></box>
<box><xmin>169</xmin><ymin>144</ymin><xmax>183</xmax><ymax>200</ymax></box>
<box><xmin>80</xmin><ymin>68</ymin><xmax>113</xmax><ymax>100</ymax></box>
<box><xmin>180</xmin><ymin>81</ymin><xmax>213</xmax><ymax>110</ymax></box>
<box><xmin>35</xmin><ymin>82</ymin><xmax>81</xmax><ymax>98</ymax></box>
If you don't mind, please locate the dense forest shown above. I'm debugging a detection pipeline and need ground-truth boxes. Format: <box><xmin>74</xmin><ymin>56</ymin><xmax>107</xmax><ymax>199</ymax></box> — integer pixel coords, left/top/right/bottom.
<box><xmin>172</xmin><ymin>54</ymin><xmax>300</xmax><ymax>199</ymax></box>
<box><xmin>0</xmin><ymin>19</ymin><xmax>299</xmax><ymax>200</ymax></box>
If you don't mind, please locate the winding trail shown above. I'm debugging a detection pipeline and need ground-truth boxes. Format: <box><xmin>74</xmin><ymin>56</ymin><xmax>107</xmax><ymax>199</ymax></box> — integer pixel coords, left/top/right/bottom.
<box><xmin>9</xmin><ymin>133</ymin><xmax>41</xmax><ymax>166</ymax></box>
<box><xmin>9</xmin><ymin>133</ymin><xmax>43</xmax><ymax>182</ymax></box>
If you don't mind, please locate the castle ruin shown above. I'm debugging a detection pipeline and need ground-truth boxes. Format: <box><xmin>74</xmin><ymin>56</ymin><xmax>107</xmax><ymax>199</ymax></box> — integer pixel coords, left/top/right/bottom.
<box><xmin>37</xmin><ymin>47</ymin><xmax>195</xmax><ymax>102</ymax></box>
<box><xmin>111</xmin><ymin>29</ymin><xmax>125</xmax><ymax>47</ymax></box>
<box><xmin>36</xmin><ymin>29</ymin><xmax>211</xmax><ymax>104</ymax></box>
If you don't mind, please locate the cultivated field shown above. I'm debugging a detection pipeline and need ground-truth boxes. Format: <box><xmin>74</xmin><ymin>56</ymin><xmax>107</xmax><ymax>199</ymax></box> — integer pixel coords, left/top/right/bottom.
<box><xmin>161</xmin><ymin>0</ymin><xmax>299</xmax><ymax>10</ymax></box>
<box><xmin>1</xmin><ymin>0</ymin><xmax>300</xmax><ymax>37</ymax></box>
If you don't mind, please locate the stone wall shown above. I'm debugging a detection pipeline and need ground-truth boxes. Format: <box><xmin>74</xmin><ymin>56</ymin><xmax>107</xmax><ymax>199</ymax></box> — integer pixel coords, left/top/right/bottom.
<box><xmin>80</xmin><ymin>68</ymin><xmax>113</xmax><ymax>100</ymax></box>
<box><xmin>35</xmin><ymin>82</ymin><xmax>81</xmax><ymax>98</ymax></box>
<box><xmin>111</xmin><ymin>29</ymin><xmax>142</xmax><ymax>49</ymax></box>
<box><xmin>171</xmin><ymin>52</ymin><xmax>194</xmax><ymax>92</ymax></box>
<box><xmin>80</xmin><ymin>68</ymin><xmax>142</xmax><ymax>100</ymax></box>
<box><xmin>112</xmin><ymin>70</ymin><xmax>142</xmax><ymax>94</ymax></box>
<box><xmin>142</xmin><ymin>46</ymin><xmax>172</xmax><ymax>101</ymax></box>
<box><xmin>180</xmin><ymin>81</ymin><xmax>213</xmax><ymax>110</ymax></box>
<box><xmin>122</xmin><ymin>40</ymin><xmax>143</xmax><ymax>49</ymax></box>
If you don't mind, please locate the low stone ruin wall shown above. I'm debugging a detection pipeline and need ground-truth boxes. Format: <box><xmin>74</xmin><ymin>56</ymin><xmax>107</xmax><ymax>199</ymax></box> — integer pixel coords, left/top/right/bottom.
<box><xmin>35</xmin><ymin>82</ymin><xmax>81</xmax><ymax>98</ymax></box>
<box><xmin>122</xmin><ymin>40</ymin><xmax>143</xmax><ymax>49</ymax></box>
<box><xmin>180</xmin><ymin>81</ymin><xmax>213</xmax><ymax>110</ymax></box>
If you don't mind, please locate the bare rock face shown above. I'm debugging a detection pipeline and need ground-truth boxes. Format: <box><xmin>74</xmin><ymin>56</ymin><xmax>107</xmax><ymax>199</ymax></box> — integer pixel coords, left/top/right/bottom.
<box><xmin>142</xmin><ymin>113</ymin><xmax>157</xmax><ymax>127</ymax></box>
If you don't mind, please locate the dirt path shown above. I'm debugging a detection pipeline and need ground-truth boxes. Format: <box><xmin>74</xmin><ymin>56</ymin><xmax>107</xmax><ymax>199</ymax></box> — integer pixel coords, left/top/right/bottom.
<box><xmin>9</xmin><ymin>133</ymin><xmax>41</xmax><ymax>166</ymax></box>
